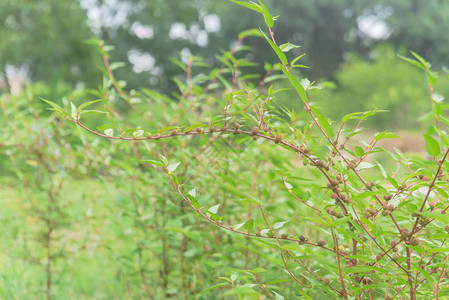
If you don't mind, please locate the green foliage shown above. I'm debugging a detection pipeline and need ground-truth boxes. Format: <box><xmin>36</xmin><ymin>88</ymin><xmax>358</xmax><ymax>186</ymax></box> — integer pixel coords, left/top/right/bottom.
<box><xmin>0</xmin><ymin>0</ymin><xmax>100</xmax><ymax>86</ymax></box>
<box><xmin>3</xmin><ymin>1</ymin><xmax>449</xmax><ymax>299</ymax></box>
<box><xmin>314</xmin><ymin>44</ymin><xmax>449</xmax><ymax>130</ymax></box>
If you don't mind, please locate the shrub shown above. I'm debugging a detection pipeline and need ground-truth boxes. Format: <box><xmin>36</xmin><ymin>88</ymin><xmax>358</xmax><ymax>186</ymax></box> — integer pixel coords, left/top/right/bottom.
<box><xmin>41</xmin><ymin>1</ymin><xmax>449</xmax><ymax>299</ymax></box>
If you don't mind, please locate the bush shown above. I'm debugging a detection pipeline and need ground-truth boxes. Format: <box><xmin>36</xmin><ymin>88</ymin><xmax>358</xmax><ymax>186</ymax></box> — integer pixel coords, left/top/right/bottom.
<box><xmin>10</xmin><ymin>1</ymin><xmax>449</xmax><ymax>299</ymax></box>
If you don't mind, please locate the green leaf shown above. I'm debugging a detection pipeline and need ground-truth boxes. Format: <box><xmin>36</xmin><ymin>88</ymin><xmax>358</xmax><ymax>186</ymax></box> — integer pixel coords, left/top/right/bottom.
<box><xmin>272</xmin><ymin>291</ymin><xmax>285</xmax><ymax>300</ymax></box>
<box><xmin>229</xmin><ymin>0</ymin><xmax>262</xmax><ymax>13</ymax></box>
<box><xmin>311</xmin><ymin>108</ymin><xmax>334</xmax><ymax>138</ymax></box>
<box><xmin>258</xmin><ymin>0</ymin><xmax>274</xmax><ymax>27</ymax></box>
<box><xmin>187</xmin><ymin>189</ymin><xmax>200</xmax><ymax>208</ymax></box>
<box><xmin>357</xmin><ymin>162</ymin><xmax>374</xmax><ymax>170</ymax></box>
<box><xmin>273</xmin><ymin>221</ymin><xmax>288</xmax><ymax>230</ymax></box>
<box><xmin>238</xmin><ymin>28</ymin><xmax>264</xmax><ymax>39</ymax></box>
<box><xmin>252</xmin><ymin>267</ymin><xmax>267</xmax><ymax>274</ymax></box>
<box><xmin>375</xmin><ymin>131</ymin><xmax>400</xmax><ymax>140</ymax></box>
<box><xmin>331</xmin><ymin>215</ymin><xmax>351</xmax><ymax>228</ymax></box>
<box><xmin>260</xmin><ymin>29</ymin><xmax>287</xmax><ymax>65</ymax></box>
<box><xmin>109</xmin><ymin>62</ymin><xmax>125</xmax><ymax>70</ymax></box>
<box><xmin>167</xmin><ymin>162</ymin><xmax>181</xmax><ymax>173</ymax></box>
<box><xmin>355</xmin><ymin>146</ymin><xmax>365</xmax><ymax>157</ymax></box>
<box><xmin>419</xmin><ymin>211</ymin><xmax>449</xmax><ymax>222</ymax></box>
<box><xmin>243</xmin><ymin>219</ymin><xmax>254</xmax><ymax>230</ymax></box>
<box><xmin>139</xmin><ymin>159</ymin><xmax>164</xmax><ymax>166</ymax></box>
<box><xmin>282</xmin><ymin>70</ymin><xmax>308</xmax><ymax>103</ymax></box>
<box><xmin>196</xmin><ymin>283</ymin><xmax>228</xmax><ymax>295</ymax></box>
<box><xmin>280</xmin><ymin>42</ymin><xmax>299</xmax><ymax>52</ymax></box>
<box><xmin>423</xmin><ymin>134</ymin><xmax>440</xmax><ymax>157</ymax></box>
<box><xmin>40</xmin><ymin>98</ymin><xmax>63</xmax><ymax>111</ymax></box>
<box><xmin>291</xmin><ymin>53</ymin><xmax>306</xmax><ymax>66</ymax></box>
<box><xmin>410</xmin><ymin>51</ymin><xmax>429</xmax><ymax>69</ymax></box>
<box><xmin>398</xmin><ymin>54</ymin><xmax>426</xmax><ymax>70</ymax></box>
<box><xmin>78</xmin><ymin>99</ymin><xmax>104</xmax><ymax>111</ymax></box>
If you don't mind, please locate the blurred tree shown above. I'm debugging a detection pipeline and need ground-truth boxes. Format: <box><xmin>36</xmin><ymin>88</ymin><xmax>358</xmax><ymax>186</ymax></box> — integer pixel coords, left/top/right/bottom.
<box><xmin>378</xmin><ymin>0</ymin><xmax>449</xmax><ymax>69</ymax></box>
<box><xmin>95</xmin><ymin>0</ymin><xmax>378</xmax><ymax>90</ymax></box>
<box><xmin>312</xmin><ymin>44</ymin><xmax>449</xmax><ymax>130</ymax></box>
<box><xmin>0</xmin><ymin>0</ymin><xmax>100</xmax><ymax>91</ymax></box>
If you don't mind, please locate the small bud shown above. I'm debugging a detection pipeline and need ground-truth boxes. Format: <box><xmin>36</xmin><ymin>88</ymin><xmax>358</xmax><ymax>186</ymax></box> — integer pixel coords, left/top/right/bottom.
<box><xmin>250</xmin><ymin>126</ymin><xmax>259</xmax><ymax>136</ymax></box>
<box><xmin>382</xmin><ymin>210</ymin><xmax>390</xmax><ymax>216</ymax></box>
<box><xmin>281</xmin><ymin>233</ymin><xmax>288</xmax><ymax>239</ymax></box>
<box><xmin>390</xmin><ymin>241</ymin><xmax>396</xmax><ymax>247</ymax></box>
<box><xmin>274</xmin><ymin>135</ymin><xmax>282</xmax><ymax>144</ymax></box>
<box><xmin>429</xmin><ymin>201</ymin><xmax>437</xmax><ymax>208</ymax></box>
<box><xmin>323</xmin><ymin>278</ymin><xmax>330</xmax><ymax>285</ymax></box>
<box><xmin>444</xmin><ymin>225</ymin><xmax>449</xmax><ymax>233</ymax></box>
<box><xmin>317</xmin><ymin>277</ymin><xmax>323</xmax><ymax>282</ymax></box>
<box><xmin>196</xmin><ymin>127</ymin><xmax>203</xmax><ymax>133</ymax></box>
<box><xmin>298</xmin><ymin>235</ymin><xmax>308</xmax><ymax>245</ymax></box>
<box><xmin>170</xmin><ymin>129</ymin><xmax>178</xmax><ymax>136</ymax></box>
<box><xmin>209</xmin><ymin>125</ymin><xmax>217</xmax><ymax>132</ymax></box>
<box><xmin>330</xmin><ymin>193</ymin><xmax>338</xmax><ymax>199</ymax></box>
<box><xmin>386</xmin><ymin>204</ymin><xmax>395</xmax><ymax>211</ymax></box>
<box><xmin>376</xmin><ymin>254</ymin><xmax>383</xmax><ymax>261</ymax></box>
<box><xmin>384</xmin><ymin>194</ymin><xmax>393</xmax><ymax>201</ymax></box>
<box><xmin>256</xmin><ymin>231</ymin><xmax>262</xmax><ymax>237</ymax></box>
<box><xmin>400</xmin><ymin>228</ymin><xmax>410</xmax><ymax>239</ymax></box>
<box><xmin>317</xmin><ymin>240</ymin><xmax>327</xmax><ymax>247</ymax></box>
<box><xmin>410</xmin><ymin>238</ymin><xmax>420</xmax><ymax>246</ymax></box>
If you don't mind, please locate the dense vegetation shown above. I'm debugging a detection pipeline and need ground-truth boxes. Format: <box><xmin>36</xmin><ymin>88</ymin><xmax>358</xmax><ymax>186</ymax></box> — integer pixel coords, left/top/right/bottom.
<box><xmin>1</xmin><ymin>0</ymin><xmax>449</xmax><ymax>299</ymax></box>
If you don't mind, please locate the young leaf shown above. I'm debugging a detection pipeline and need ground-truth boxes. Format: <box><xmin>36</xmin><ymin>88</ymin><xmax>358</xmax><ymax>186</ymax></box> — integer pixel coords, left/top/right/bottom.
<box><xmin>167</xmin><ymin>162</ymin><xmax>181</xmax><ymax>173</ymax></box>
<box><xmin>280</xmin><ymin>42</ymin><xmax>300</xmax><ymax>52</ymax></box>
<box><xmin>273</xmin><ymin>221</ymin><xmax>288</xmax><ymax>230</ymax></box>
<box><xmin>133</xmin><ymin>129</ymin><xmax>144</xmax><ymax>138</ymax></box>
<box><xmin>104</xmin><ymin>128</ymin><xmax>114</xmax><ymax>137</ymax></box>
<box><xmin>188</xmin><ymin>189</ymin><xmax>197</xmax><ymax>198</ymax></box>
<box><xmin>70</xmin><ymin>102</ymin><xmax>78</xmax><ymax>120</ymax></box>
<box><xmin>208</xmin><ymin>204</ymin><xmax>220</xmax><ymax>214</ymax></box>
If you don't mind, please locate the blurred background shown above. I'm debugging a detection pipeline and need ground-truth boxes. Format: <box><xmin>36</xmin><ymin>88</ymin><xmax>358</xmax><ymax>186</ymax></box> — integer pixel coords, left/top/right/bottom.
<box><xmin>1</xmin><ymin>0</ymin><xmax>448</xmax><ymax>130</ymax></box>
<box><xmin>1</xmin><ymin>0</ymin><xmax>449</xmax><ymax>298</ymax></box>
